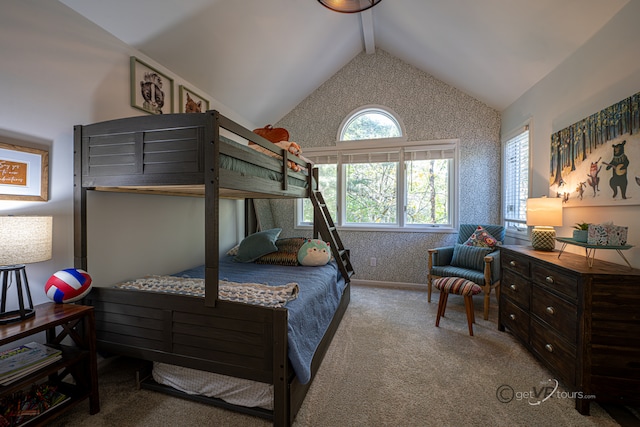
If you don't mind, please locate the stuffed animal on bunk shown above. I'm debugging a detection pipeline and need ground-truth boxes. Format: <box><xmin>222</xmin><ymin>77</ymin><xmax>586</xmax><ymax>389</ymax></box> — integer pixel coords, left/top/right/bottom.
<box><xmin>250</xmin><ymin>125</ymin><xmax>304</xmax><ymax>172</ymax></box>
<box><xmin>297</xmin><ymin>239</ymin><xmax>331</xmax><ymax>266</ymax></box>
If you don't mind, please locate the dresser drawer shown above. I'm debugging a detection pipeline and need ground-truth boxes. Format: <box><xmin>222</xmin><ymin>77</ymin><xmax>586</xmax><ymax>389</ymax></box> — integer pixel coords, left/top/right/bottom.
<box><xmin>531</xmin><ymin>286</ymin><xmax>578</xmax><ymax>344</ymax></box>
<box><xmin>500</xmin><ymin>298</ymin><xmax>530</xmax><ymax>342</ymax></box>
<box><xmin>502</xmin><ymin>250</ymin><xmax>530</xmax><ymax>277</ymax></box>
<box><xmin>531</xmin><ymin>264</ymin><xmax>578</xmax><ymax>301</ymax></box>
<box><xmin>502</xmin><ymin>269</ymin><xmax>531</xmax><ymax>310</ymax></box>
<box><xmin>530</xmin><ymin>319</ymin><xmax>576</xmax><ymax>386</ymax></box>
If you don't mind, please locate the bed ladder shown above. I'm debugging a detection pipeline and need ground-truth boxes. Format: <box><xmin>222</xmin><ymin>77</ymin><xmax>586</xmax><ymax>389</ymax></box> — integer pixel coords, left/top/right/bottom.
<box><xmin>311</xmin><ymin>190</ymin><xmax>354</xmax><ymax>282</ymax></box>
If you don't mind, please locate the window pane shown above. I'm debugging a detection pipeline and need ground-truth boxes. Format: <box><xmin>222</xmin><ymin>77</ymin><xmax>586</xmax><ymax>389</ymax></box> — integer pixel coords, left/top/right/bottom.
<box><xmin>503</xmin><ymin>129</ymin><xmax>529</xmax><ymax>231</ymax></box>
<box><xmin>341</xmin><ymin>111</ymin><xmax>401</xmax><ymax>141</ymax></box>
<box><xmin>405</xmin><ymin>159</ymin><xmax>449</xmax><ymax>224</ymax></box>
<box><xmin>303</xmin><ymin>164</ymin><xmax>337</xmax><ymax>223</ymax></box>
<box><xmin>345</xmin><ymin>162</ymin><xmax>397</xmax><ymax>224</ymax></box>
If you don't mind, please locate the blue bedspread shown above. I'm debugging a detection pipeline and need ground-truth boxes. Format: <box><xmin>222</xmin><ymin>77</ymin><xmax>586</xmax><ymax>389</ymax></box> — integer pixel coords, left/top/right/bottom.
<box><xmin>174</xmin><ymin>256</ymin><xmax>347</xmax><ymax>384</ymax></box>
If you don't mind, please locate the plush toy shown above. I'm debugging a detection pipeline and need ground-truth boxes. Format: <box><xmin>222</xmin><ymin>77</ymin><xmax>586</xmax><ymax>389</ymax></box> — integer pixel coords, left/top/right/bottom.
<box><xmin>250</xmin><ymin>125</ymin><xmax>304</xmax><ymax>172</ymax></box>
<box><xmin>251</xmin><ymin>124</ymin><xmax>289</xmax><ymax>144</ymax></box>
<box><xmin>297</xmin><ymin>239</ymin><xmax>331</xmax><ymax>266</ymax></box>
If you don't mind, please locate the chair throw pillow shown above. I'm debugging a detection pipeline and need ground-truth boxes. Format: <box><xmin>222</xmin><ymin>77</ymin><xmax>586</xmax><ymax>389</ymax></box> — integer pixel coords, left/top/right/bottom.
<box><xmin>234</xmin><ymin>228</ymin><xmax>282</xmax><ymax>263</ymax></box>
<box><xmin>450</xmin><ymin>243</ymin><xmax>492</xmax><ymax>271</ymax></box>
<box><xmin>463</xmin><ymin>226</ymin><xmax>499</xmax><ymax>248</ymax></box>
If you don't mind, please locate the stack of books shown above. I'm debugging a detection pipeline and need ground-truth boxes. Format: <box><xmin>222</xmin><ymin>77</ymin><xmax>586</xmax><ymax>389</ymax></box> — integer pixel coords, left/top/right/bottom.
<box><xmin>0</xmin><ymin>342</ymin><xmax>62</xmax><ymax>386</ymax></box>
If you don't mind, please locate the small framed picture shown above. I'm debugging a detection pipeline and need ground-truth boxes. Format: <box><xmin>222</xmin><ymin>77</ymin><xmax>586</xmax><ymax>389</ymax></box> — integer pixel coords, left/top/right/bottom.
<box><xmin>179</xmin><ymin>85</ymin><xmax>209</xmax><ymax>113</ymax></box>
<box><xmin>0</xmin><ymin>142</ymin><xmax>49</xmax><ymax>201</ymax></box>
<box><xmin>130</xmin><ymin>56</ymin><xmax>174</xmax><ymax>115</ymax></box>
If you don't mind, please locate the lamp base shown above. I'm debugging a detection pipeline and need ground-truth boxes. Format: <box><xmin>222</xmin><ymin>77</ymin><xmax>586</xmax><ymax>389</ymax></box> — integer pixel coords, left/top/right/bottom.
<box><xmin>0</xmin><ymin>308</ymin><xmax>35</xmax><ymax>324</ymax></box>
<box><xmin>531</xmin><ymin>226</ymin><xmax>557</xmax><ymax>251</ymax></box>
<box><xmin>0</xmin><ymin>265</ymin><xmax>35</xmax><ymax>324</ymax></box>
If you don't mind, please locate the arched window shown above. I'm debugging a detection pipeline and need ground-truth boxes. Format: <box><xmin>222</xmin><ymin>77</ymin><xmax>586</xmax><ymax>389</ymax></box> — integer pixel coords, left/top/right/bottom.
<box><xmin>298</xmin><ymin>105</ymin><xmax>458</xmax><ymax>231</ymax></box>
<box><xmin>339</xmin><ymin>106</ymin><xmax>404</xmax><ymax>141</ymax></box>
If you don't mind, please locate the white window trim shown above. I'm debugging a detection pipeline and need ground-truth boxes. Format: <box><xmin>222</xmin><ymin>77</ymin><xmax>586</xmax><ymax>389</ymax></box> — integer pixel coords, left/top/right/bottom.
<box><xmin>337</xmin><ymin>104</ymin><xmax>407</xmax><ymax>142</ymax></box>
<box><xmin>502</xmin><ymin>119</ymin><xmax>532</xmax><ymax>240</ymax></box>
<box><xmin>296</xmin><ymin>138</ymin><xmax>459</xmax><ymax>233</ymax></box>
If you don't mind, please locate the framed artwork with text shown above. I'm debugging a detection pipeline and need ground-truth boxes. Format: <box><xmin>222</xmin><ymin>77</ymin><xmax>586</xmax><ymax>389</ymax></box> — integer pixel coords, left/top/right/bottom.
<box><xmin>0</xmin><ymin>142</ymin><xmax>48</xmax><ymax>201</ymax></box>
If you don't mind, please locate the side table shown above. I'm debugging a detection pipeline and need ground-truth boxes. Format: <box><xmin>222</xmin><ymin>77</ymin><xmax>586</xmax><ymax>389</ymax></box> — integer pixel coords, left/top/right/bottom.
<box><xmin>555</xmin><ymin>237</ymin><xmax>633</xmax><ymax>269</ymax></box>
<box><xmin>0</xmin><ymin>302</ymin><xmax>99</xmax><ymax>425</ymax></box>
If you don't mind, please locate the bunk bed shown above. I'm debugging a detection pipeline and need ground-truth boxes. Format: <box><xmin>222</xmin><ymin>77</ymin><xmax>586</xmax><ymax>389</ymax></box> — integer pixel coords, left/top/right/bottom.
<box><xmin>73</xmin><ymin>111</ymin><xmax>353</xmax><ymax>426</ymax></box>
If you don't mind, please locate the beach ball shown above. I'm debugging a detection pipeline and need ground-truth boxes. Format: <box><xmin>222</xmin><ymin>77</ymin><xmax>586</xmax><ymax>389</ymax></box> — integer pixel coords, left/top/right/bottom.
<box><xmin>45</xmin><ymin>268</ymin><xmax>93</xmax><ymax>303</ymax></box>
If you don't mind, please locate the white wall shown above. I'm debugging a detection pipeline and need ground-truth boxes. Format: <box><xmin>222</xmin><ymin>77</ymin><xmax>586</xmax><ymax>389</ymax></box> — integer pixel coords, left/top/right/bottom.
<box><xmin>0</xmin><ymin>1</ymin><xmax>247</xmax><ymax>311</ymax></box>
<box><xmin>501</xmin><ymin>1</ymin><xmax>640</xmax><ymax>268</ymax></box>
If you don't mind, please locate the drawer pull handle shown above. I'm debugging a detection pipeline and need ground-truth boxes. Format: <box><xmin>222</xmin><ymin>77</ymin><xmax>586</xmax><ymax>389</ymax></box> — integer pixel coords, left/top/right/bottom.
<box><xmin>509</xmin><ymin>261</ymin><xmax>516</xmax><ymax>267</ymax></box>
<box><xmin>545</xmin><ymin>344</ymin><xmax>554</xmax><ymax>353</ymax></box>
<box><xmin>546</xmin><ymin>306</ymin><xmax>555</xmax><ymax>315</ymax></box>
<box><xmin>509</xmin><ymin>284</ymin><xmax>517</xmax><ymax>291</ymax></box>
<box><xmin>545</xmin><ymin>276</ymin><xmax>555</xmax><ymax>284</ymax></box>
<box><xmin>509</xmin><ymin>314</ymin><xmax>516</xmax><ymax>320</ymax></box>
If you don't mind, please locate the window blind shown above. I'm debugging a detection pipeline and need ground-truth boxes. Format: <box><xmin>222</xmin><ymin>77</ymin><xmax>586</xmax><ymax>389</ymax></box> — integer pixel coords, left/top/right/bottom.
<box><xmin>305</xmin><ymin>143</ymin><xmax>455</xmax><ymax>165</ymax></box>
<box><xmin>503</xmin><ymin>127</ymin><xmax>529</xmax><ymax>227</ymax></box>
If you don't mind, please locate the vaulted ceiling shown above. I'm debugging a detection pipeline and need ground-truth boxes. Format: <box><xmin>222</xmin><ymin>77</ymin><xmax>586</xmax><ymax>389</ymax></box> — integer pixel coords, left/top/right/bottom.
<box><xmin>60</xmin><ymin>0</ymin><xmax>627</xmax><ymax>126</ymax></box>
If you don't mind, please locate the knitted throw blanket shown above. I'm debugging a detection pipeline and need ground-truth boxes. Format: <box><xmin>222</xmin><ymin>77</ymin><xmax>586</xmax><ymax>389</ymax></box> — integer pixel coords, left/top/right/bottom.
<box><xmin>115</xmin><ymin>275</ymin><xmax>299</xmax><ymax>308</ymax></box>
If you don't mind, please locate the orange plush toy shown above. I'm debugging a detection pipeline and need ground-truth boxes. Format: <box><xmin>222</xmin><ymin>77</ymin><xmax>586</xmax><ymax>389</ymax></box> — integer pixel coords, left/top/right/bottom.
<box><xmin>252</xmin><ymin>125</ymin><xmax>289</xmax><ymax>144</ymax></box>
<box><xmin>250</xmin><ymin>125</ymin><xmax>303</xmax><ymax>171</ymax></box>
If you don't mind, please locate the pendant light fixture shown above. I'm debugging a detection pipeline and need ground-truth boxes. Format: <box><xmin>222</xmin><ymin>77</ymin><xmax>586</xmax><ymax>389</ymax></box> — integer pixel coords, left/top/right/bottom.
<box><xmin>318</xmin><ymin>0</ymin><xmax>382</xmax><ymax>14</ymax></box>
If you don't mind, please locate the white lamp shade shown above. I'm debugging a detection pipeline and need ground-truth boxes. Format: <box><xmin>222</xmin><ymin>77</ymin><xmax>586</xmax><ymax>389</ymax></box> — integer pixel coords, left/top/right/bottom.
<box><xmin>0</xmin><ymin>216</ymin><xmax>53</xmax><ymax>265</ymax></box>
<box><xmin>526</xmin><ymin>198</ymin><xmax>563</xmax><ymax>227</ymax></box>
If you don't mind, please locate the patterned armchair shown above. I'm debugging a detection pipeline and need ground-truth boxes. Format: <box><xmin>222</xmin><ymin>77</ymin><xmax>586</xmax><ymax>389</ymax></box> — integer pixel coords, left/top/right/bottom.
<box><xmin>427</xmin><ymin>224</ymin><xmax>506</xmax><ymax>320</ymax></box>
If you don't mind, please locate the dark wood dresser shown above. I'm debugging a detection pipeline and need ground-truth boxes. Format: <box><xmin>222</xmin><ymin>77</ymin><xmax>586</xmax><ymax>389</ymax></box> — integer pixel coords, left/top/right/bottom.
<box><xmin>498</xmin><ymin>245</ymin><xmax>640</xmax><ymax>414</ymax></box>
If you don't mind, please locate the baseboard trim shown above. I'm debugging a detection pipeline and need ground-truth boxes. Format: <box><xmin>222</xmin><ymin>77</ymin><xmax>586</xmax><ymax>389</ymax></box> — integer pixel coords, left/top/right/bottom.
<box><xmin>351</xmin><ymin>279</ymin><xmax>426</xmax><ymax>291</ymax></box>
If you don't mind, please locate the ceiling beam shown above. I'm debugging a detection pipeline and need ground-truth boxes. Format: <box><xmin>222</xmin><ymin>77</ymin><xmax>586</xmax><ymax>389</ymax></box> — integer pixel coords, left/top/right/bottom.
<box><xmin>360</xmin><ymin>9</ymin><xmax>375</xmax><ymax>54</ymax></box>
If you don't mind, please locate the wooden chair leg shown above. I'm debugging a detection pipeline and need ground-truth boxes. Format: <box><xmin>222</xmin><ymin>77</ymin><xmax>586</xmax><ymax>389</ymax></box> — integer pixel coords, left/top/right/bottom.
<box><xmin>440</xmin><ymin>293</ymin><xmax>448</xmax><ymax>317</ymax></box>
<box><xmin>470</xmin><ymin>297</ymin><xmax>476</xmax><ymax>324</ymax></box>
<box><xmin>435</xmin><ymin>292</ymin><xmax>448</xmax><ymax>327</ymax></box>
<box><xmin>464</xmin><ymin>295</ymin><xmax>475</xmax><ymax>336</ymax></box>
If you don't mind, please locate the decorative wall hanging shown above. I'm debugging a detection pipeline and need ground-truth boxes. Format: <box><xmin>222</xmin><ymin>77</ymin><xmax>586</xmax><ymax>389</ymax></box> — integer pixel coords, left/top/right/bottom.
<box><xmin>550</xmin><ymin>91</ymin><xmax>640</xmax><ymax>207</ymax></box>
<box><xmin>130</xmin><ymin>56</ymin><xmax>174</xmax><ymax>115</ymax></box>
<box><xmin>0</xmin><ymin>142</ymin><xmax>48</xmax><ymax>201</ymax></box>
<box><xmin>179</xmin><ymin>85</ymin><xmax>209</xmax><ymax>113</ymax></box>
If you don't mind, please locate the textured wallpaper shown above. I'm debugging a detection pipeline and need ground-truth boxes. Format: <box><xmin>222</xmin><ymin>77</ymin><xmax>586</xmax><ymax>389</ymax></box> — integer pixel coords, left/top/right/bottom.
<box><xmin>269</xmin><ymin>49</ymin><xmax>500</xmax><ymax>285</ymax></box>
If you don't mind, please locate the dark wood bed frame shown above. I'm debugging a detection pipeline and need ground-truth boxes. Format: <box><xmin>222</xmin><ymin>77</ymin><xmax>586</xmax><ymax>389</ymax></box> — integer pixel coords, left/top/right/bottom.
<box><xmin>73</xmin><ymin>111</ymin><xmax>352</xmax><ymax>426</ymax></box>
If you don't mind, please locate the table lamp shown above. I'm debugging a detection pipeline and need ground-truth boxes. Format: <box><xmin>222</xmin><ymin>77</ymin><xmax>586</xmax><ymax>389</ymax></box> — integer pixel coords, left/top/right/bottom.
<box><xmin>0</xmin><ymin>216</ymin><xmax>53</xmax><ymax>324</ymax></box>
<box><xmin>526</xmin><ymin>198</ymin><xmax>563</xmax><ymax>251</ymax></box>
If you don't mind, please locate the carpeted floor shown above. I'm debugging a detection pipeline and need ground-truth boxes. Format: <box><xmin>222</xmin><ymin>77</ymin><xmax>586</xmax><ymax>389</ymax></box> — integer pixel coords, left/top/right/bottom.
<box><xmin>51</xmin><ymin>284</ymin><xmax>624</xmax><ymax>426</ymax></box>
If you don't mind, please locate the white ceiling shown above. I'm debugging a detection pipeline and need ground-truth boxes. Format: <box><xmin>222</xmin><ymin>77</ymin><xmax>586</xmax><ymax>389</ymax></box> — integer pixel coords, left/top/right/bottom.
<box><xmin>60</xmin><ymin>0</ymin><xmax>627</xmax><ymax>126</ymax></box>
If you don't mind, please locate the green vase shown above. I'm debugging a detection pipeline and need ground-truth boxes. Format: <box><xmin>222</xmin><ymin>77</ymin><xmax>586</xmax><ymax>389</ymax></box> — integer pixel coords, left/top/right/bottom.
<box><xmin>573</xmin><ymin>230</ymin><xmax>588</xmax><ymax>242</ymax></box>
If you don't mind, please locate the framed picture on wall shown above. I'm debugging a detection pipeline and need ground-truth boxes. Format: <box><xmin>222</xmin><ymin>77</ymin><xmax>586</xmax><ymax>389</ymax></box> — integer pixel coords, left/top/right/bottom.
<box><xmin>130</xmin><ymin>56</ymin><xmax>174</xmax><ymax>115</ymax></box>
<box><xmin>179</xmin><ymin>85</ymin><xmax>209</xmax><ymax>113</ymax></box>
<box><xmin>0</xmin><ymin>142</ymin><xmax>49</xmax><ymax>201</ymax></box>
<box><xmin>550</xmin><ymin>91</ymin><xmax>640</xmax><ymax>207</ymax></box>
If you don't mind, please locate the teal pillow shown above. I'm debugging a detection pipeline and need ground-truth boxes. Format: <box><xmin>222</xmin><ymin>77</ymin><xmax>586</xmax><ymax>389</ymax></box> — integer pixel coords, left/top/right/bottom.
<box><xmin>450</xmin><ymin>243</ymin><xmax>492</xmax><ymax>271</ymax></box>
<box><xmin>234</xmin><ymin>228</ymin><xmax>282</xmax><ymax>262</ymax></box>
